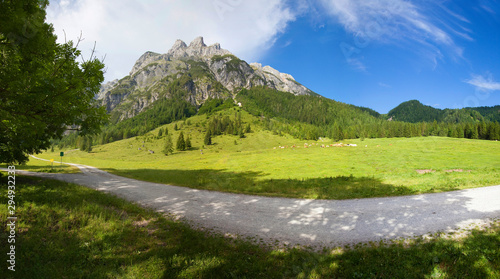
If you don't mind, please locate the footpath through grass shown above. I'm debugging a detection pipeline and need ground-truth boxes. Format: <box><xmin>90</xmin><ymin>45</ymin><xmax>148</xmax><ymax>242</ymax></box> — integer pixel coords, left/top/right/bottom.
<box><xmin>1</xmin><ymin>175</ymin><xmax>499</xmax><ymax>278</ymax></box>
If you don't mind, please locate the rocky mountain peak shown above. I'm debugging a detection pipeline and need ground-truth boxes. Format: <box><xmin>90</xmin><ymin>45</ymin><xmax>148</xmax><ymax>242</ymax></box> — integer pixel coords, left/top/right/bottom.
<box><xmin>167</xmin><ymin>36</ymin><xmax>231</xmax><ymax>59</ymax></box>
<box><xmin>99</xmin><ymin>36</ymin><xmax>314</xmax><ymax>121</ymax></box>
<box><xmin>189</xmin><ymin>36</ymin><xmax>206</xmax><ymax>48</ymax></box>
<box><xmin>171</xmin><ymin>39</ymin><xmax>187</xmax><ymax>51</ymax></box>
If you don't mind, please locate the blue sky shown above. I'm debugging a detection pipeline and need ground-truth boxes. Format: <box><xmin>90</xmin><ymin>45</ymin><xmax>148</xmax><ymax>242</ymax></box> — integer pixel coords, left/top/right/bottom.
<box><xmin>47</xmin><ymin>0</ymin><xmax>500</xmax><ymax>114</ymax></box>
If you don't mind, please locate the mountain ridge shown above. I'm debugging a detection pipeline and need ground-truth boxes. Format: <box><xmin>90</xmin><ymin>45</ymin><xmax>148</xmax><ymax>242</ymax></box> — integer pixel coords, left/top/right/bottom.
<box><xmin>97</xmin><ymin>36</ymin><xmax>314</xmax><ymax>122</ymax></box>
<box><xmin>387</xmin><ymin>100</ymin><xmax>493</xmax><ymax>124</ymax></box>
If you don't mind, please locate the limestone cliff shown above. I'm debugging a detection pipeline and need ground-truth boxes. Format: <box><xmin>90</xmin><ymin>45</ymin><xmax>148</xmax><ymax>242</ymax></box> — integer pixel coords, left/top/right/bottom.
<box><xmin>98</xmin><ymin>36</ymin><xmax>313</xmax><ymax>122</ymax></box>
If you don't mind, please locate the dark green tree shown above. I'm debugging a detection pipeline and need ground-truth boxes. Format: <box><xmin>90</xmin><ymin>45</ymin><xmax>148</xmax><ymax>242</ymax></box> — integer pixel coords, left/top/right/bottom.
<box><xmin>0</xmin><ymin>0</ymin><xmax>107</xmax><ymax>164</ymax></box>
<box><xmin>204</xmin><ymin>130</ymin><xmax>212</xmax><ymax>145</ymax></box>
<box><xmin>185</xmin><ymin>135</ymin><xmax>192</xmax><ymax>149</ymax></box>
<box><xmin>162</xmin><ymin>134</ymin><xmax>173</xmax><ymax>155</ymax></box>
<box><xmin>158</xmin><ymin>128</ymin><xmax>163</xmax><ymax>138</ymax></box>
<box><xmin>176</xmin><ymin>131</ymin><xmax>186</xmax><ymax>151</ymax></box>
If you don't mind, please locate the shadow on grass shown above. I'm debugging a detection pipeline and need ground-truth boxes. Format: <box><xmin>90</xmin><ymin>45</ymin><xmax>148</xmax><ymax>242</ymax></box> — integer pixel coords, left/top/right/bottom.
<box><xmin>106</xmin><ymin>168</ymin><xmax>416</xmax><ymax>200</ymax></box>
<box><xmin>1</xmin><ymin>174</ymin><xmax>498</xmax><ymax>278</ymax></box>
<box><xmin>1</xmin><ymin>163</ymin><xmax>79</xmax><ymax>174</ymax></box>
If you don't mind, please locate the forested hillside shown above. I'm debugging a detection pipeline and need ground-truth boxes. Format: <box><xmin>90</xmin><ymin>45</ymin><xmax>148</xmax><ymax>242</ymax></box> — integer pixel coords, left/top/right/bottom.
<box><xmin>387</xmin><ymin>100</ymin><xmax>489</xmax><ymax>124</ymax></box>
<box><xmin>468</xmin><ymin>105</ymin><xmax>500</xmax><ymax>122</ymax></box>
<box><xmin>54</xmin><ymin>87</ymin><xmax>500</xmax><ymax>150</ymax></box>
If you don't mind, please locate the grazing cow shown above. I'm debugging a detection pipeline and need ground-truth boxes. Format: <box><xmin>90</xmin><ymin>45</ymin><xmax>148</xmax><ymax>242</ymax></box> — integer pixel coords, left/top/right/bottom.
<box><xmin>273</xmin><ymin>147</ymin><xmax>276</xmax><ymax>150</ymax></box>
<box><xmin>138</xmin><ymin>148</ymin><xmax>141</xmax><ymax>150</ymax></box>
<box><xmin>149</xmin><ymin>150</ymin><xmax>154</xmax><ymax>154</ymax></box>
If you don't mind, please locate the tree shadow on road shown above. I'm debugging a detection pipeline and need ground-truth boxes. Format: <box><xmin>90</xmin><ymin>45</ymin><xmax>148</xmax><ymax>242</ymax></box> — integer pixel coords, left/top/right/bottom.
<box><xmin>1</xmin><ymin>174</ymin><xmax>498</xmax><ymax>279</ymax></box>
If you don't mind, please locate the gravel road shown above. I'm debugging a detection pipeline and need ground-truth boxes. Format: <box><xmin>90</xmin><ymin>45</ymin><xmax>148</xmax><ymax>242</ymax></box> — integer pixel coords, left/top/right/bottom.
<box><xmin>5</xmin><ymin>157</ymin><xmax>500</xmax><ymax>248</ymax></box>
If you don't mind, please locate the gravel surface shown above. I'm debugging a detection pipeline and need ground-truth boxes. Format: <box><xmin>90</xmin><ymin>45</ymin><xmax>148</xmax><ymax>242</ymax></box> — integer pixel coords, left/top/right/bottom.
<box><xmin>5</xmin><ymin>158</ymin><xmax>500</xmax><ymax>248</ymax></box>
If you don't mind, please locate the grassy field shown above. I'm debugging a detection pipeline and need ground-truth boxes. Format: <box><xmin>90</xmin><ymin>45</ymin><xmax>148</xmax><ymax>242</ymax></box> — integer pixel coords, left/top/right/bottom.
<box><xmin>3</xmin><ymin>155</ymin><xmax>81</xmax><ymax>174</ymax></box>
<box><xmin>1</xmin><ymin>175</ymin><xmax>499</xmax><ymax>278</ymax></box>
<box><xmin>28</xmin><ymin>109</ymin><xmax>500</xmax><ymax>199</ymax></box>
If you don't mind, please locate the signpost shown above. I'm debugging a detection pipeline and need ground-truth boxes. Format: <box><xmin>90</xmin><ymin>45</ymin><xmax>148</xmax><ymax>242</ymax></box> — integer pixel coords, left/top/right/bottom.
<box><xmin>60</xmin><ymin>152</ymin><xmax>64</xmax><ymax>166</ymax></box>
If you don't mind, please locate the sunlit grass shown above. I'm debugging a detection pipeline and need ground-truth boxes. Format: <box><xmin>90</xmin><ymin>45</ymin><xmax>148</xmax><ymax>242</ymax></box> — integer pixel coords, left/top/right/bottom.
<box><xmin>32</xmin><ymin>109</ymin><xmax>500</xmax><ymax>199</ymax></box>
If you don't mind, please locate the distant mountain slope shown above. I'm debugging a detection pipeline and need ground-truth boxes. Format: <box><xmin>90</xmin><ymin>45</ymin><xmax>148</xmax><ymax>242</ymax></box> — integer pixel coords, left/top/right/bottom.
<box><xmin>387</xmin><ymin>100</ymin><xmax>491</xmax><ymax>124</ymax></box>
<box><xmin>467</xmin><ymin>105</ymin><xmax>500</xmax><ymax>122</ymax></box>
<box><xmin>387</xmin><ymin>100</ymin><xmax>443</xmax><ymax>123</ymax></box>
<box><xmin>97</xmin><ymin>37</ymin><xmax>314</xmax><ymax>123</ymax></box>
<box><xmin>237</xmin><ymin>87</ymin><xmax>378</xmax><ymax>127</ymax></box>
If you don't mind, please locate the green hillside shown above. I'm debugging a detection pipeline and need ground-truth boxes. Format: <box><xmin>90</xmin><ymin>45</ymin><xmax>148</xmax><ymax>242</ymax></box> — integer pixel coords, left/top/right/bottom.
<box><xmin>387</xmin><ymin>100</ymin><xmax>441</xmax><ymax>123</ymax></box>
<box><xmin>387</xmin><ymin>99</ymin><xmax>497</xmax><ymax>124</ymax></box>
<box><xmin>34</xmin><ymin>108</ymin><xmax>500</xmax><ymax>200</ymax></box>
<box><xmin>468</xmin><ymin>105</ymin><xmax>500</xmax><ymax>122</ymax></box>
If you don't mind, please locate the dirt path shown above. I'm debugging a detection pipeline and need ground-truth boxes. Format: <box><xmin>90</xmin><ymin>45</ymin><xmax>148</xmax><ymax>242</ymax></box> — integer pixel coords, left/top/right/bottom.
<box><xmin>5</xmin><ymin>157</ymin><xmax>500</xmax><ymax>248</ymax></box>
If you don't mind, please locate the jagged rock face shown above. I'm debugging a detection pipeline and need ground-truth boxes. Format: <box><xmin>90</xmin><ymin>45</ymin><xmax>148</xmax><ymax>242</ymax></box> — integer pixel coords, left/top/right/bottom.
<box><xmin>98</xmin><ymin>36</ymin><xmax>313</xmax><ymax>122</ymax></box>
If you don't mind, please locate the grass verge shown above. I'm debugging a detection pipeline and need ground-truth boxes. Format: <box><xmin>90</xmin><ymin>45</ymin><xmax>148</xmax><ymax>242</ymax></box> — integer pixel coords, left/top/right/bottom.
<box><xmin>1</xmin><ymin>156</ymin><xmax>80</xmax><ymax>174</ymax></box>
<box><xmin>1</xmin><ymin>174</ymin><xmax>499</xmax><ymax>278</ymax></box>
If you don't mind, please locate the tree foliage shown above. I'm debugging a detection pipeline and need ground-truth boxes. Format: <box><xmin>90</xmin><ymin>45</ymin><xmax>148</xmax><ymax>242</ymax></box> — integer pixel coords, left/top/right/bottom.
<box><xmin>204</xmin><ymin>130</ymin><xmax>212</xmax><ymax>146</ymax></box>
<box><xmin>176</xmin><ymin>131</ymin><xmax>186</xmax><ymax>151</ymax></box>
<box><xmin>0</xmin><ymin>0</ymin><xmax>107</xmax><ymax>163</ymax></box>
<box><xmin>162</xmin><ymin>134</ymin><xmax>173</xmax><ymax>155</ymax></box>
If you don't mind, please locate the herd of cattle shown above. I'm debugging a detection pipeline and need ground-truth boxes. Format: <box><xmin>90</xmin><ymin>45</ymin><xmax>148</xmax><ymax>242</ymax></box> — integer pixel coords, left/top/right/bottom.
<box><xmin>272</xmin><ymin>143</ymin><xmax>368</xmax><ymax>149</ymax></box>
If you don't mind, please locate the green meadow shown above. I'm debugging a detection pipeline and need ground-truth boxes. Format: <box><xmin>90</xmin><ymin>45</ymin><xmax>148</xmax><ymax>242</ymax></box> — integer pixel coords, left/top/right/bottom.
<box><xmin>1</xmin><ymin>175</ymin><xmax>499</xmax><ymax>278</ymax></box>
<box><xmin>28</xmin><ymin>109</ymin><xmax>500</xmax><ymax>200</ymax></box>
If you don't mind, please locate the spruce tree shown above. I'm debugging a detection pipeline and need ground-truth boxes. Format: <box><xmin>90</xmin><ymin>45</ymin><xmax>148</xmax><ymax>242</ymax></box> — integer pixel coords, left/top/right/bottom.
<box><xmin>158</xmin><ymin>128</ymin><xmax>163</xmax><ymax>138</ymax></box>
<box><xmin>162</xmin><ymin>134</ymin><xmax>173</xmax><ymax>155</ymax></box>
<box><xmin>185</xmin><ymin>135</ymin><xmax>192</xmax><ymax>149</ymax></box>
<box><xmin>176</xmin><ymin>131</ymin><xmax>186</xmax><ymax>151</ymax></box>
<box><xmin>204</xmin><ymin>130</ymin><xmax>212</xmax><ymax>145</ymax></box>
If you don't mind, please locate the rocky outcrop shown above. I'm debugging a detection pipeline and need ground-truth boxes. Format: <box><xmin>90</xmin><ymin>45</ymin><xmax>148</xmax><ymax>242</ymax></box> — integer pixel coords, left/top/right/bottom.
<box><xmin>250</xmin><ymin>63</ymin><xmax>312</xmax><ymax>96</ymax></box>
<box><xmin>98</xmin><ymin>36</ymin><xmax>314</xmax><ymax>122</ymax></box>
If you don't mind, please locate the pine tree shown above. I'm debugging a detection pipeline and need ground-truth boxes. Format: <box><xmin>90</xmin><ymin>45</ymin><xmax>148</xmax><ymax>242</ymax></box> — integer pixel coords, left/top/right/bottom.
<box><xmin>204</xmin><ymin>130</ymin><xmax>212</xmax><ymax>145</ymax></box>
<box><xmin>162</xmin><ymin>134</ymin><xmax>173</xmax><ymax>155</ymax></box>
<box><xmin>245</xmin><ymin>123</ymin><xmax>251</xmax><ymax>133</ymax></box>
<box><xmin>471</xmin><ymin>125</ymin><xmax>479</xmax><ymax>139</ymax></box>
<box><xmin>176</xmin><ymin>131</ymin><xmax>186</xmax><ymax>151</ymax></box>
<box><xmin>158</xmin><ymin>128</ymin><xmax>163</xmax><ymax>138</ymax></box>
<box><xmin>185</xmin><ymin>135</ymin><xmax>192</xmax><ymax>149</ymax></box>
<box><xmin>174</xmin><ymin>123</ymin><xmax>178</xmax><ymax>131</ymax></box>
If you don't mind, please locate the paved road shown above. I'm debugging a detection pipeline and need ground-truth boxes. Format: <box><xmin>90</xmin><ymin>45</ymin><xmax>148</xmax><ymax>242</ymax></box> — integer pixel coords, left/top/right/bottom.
<box><xmin>5</xmin><ymin>157</ymin><xmax>500</xmax><ymax>248</ymax></box>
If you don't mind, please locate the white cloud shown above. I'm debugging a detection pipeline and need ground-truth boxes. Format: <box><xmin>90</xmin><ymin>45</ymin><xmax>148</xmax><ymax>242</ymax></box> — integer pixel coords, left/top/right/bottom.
<box><xmin>465</xmin><ymin>74</ymin><xmax>500</xmax><ymax>91</ymax></box>
<box><xmin>347</xmin><ymin>58</ymin><xmax>367</xmax><ymax>72</ymax></box>
<box><xmin>318</xmin><ymin>0</ymin><xmax>468</xmax><ymax>62</ymax></box>
<box><xmin>46</xmin><ymin>0</ymin><xmax>296</xmax><ymax>82</ymax></box>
